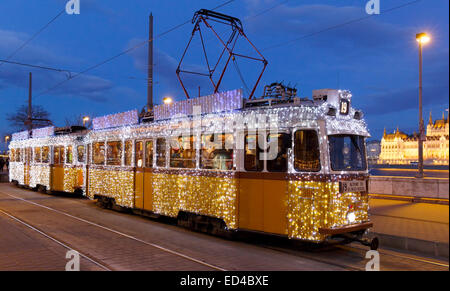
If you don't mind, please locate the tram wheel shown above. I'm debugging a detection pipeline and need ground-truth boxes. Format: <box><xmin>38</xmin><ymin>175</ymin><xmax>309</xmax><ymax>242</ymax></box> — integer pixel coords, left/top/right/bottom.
<box><xmin>370</xmin><ymin>237</ymin><xmax>379</xmax><ymax>251</ymax></box>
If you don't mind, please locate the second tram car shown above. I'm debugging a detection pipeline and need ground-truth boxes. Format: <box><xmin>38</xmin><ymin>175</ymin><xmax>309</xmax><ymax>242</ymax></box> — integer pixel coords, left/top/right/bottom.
<box><xmin>8</xmin><ymin>87</ymin><xmax>377</xmax><ymax>248</ymax></box>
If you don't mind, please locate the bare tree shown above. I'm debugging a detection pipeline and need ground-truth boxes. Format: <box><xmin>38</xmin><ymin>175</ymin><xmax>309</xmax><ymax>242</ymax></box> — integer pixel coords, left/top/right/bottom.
<box><xmin>64</xmin><ymin>113</ymin><xmax>93</xmax><ymax>128</ymax></box>
<box><xmin>6</xmin><ymin>104</ymin><xmax>52</xmax><ymax>131</ymax></box>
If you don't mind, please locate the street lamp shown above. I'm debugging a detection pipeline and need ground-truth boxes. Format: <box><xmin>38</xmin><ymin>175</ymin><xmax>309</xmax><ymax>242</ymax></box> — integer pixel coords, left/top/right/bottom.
<box><xmin>416</xmin><ymin>32</ymin><xmax>431</xmax><ymax>178</ymax></box>
<box><xmin>82</xmin><ymin>116</ymin><xmax>90</xmax><ymax>127</ymax></box>
<box><xmin>163</xmin><ymin>97</ymin><xmax>173</xmax><ymax>105</ymax></box>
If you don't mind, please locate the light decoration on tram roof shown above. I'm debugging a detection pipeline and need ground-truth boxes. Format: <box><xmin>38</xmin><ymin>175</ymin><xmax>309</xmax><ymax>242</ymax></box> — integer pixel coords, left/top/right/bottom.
<box><xmin>154</xmin><ymin>89</ymin><xmax>243</xmax><ymax>121</ymax></box>
<box><xmin>12</xmin><ymin>131</ymin><xmax>29</xmax><ymax>141</ymax></box>
<box><xmin>92</xmin><ymin>109</ymin><xmax>139</xmax><ymax>130</ymax></box>
<box><xmin>32</xmin><ymin>126</ymin><xmax>55</xmax><ymax>139</ymax></box>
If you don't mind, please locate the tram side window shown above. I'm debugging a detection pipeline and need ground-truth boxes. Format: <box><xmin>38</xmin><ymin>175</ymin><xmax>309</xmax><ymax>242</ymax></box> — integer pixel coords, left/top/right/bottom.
<box><xmin>93</xmin><ymin>142</ymin><xmax>105</xmax><ymax>165</ymax></box>
<box><xmin>145</xmin><ymin>140</ymin><xmax>153</xmax><ymax>168</ymax></box>
<box><xmin>34</xmin><ymin>147</ymin><xmax>41</xmax><ymax>163</ymax></box>
<box><xmin>66</xmin><ymin>146</ymin><xmax>73</xmax><ymax>164</ymax></box>
<box><xmin>42</xmin><ymin>147</ymin><xmax>50</xmax><ymax>163</ymax></box>
<box><xmin>156</xmin><ymin>138</ymin><xmax>167</xmax><ymax>168</ymax></box>
<box><xmin>54</xmin><ymin>146</ymin><xmax>63</xmax><ymax>165</ymax></box>
<box><xmin>124</xmin><ymin>140</ymin><xmax>132</xmax><ymax>166</ymax></box>
<box><xmin>135</xmin><ymin>141</ymin><xmax>144</xmax><ymax>167</ymax></box>
<box><xmin>107</xmin><ymin>141</ymin><xmax>122</xmax><ymax>166</ymax></box>
<box><xmin>266</xmin><ymin>133</ymin><xmax>290</xmax><ymax>172</ymax></box>
<box><xmin>170</xmin><ymin>136</ymin><xmax>196</xmax><ymax>169</ymax></box>
<box><xmin>77</xmin><ymin>146</ymin><xmax>85</xmax><ymax>163</ymax></box>
<box><xmin>294</xmin><ymin>130</ymin><xmax>321</xmax><ymax>172</ymax></box>
<box><xmin>244</xmin><ymin>134</ymin><xmax>264</xmax><ymax>172</ymax></box>
<box><xmin>200</xmin><ymin>133</ymin><xmax>234</xmax><ymax>171</ymax></box>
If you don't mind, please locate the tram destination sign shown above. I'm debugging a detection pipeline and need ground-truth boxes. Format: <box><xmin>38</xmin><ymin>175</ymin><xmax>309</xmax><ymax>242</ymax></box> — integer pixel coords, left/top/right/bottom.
<box><xmin>339</xmin><ymin>180</ymin><xmax>367</xmax><ymax>193</ymax></box>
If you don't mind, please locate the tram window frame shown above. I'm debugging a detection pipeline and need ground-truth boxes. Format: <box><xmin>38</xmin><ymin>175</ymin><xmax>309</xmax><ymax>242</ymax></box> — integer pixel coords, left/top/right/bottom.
<box><xmin>93</xmin><ymin>142</ymin><xmax>106</xmax><ymax>165</ymax></box>
<box><xmin>266</xmin><ymin>133</ymin><xmax>290</xmax><ymax>173</ymax></box>
<box><xmin>66</xmin><ymin>146</ymin><xmax>73</xmax><ymax>164</ymax></box>
<box><xmin>293</xmin><ymin>130</ymin><xmax>321</xmax><ymax>172</ymax></box>
<box><xmin>170</xmin><ymin>135</ymin><xmax>196</xmax><ymax>169</ymax></box>
<box><xmin>87</xmin><ymin>144</ymin><xmax>91</xmax><ymax>165</ymax></box>
<box><xmin>124</xmin><ymin>140</ymin><xmax>133</xmax><ymax>167</ymax></box>
<box><xmin>200</xmin><ymin>133</ymin><xmax>234</xmax><ymax>171</ymax></box>
<box><xmin>42</xmin><ymin>146</ymin><xmax>50</xmax><ymax>163</ymax></box>
<box><xmin>34</xmin><ymin>147</ymin><xmax>42</xmax><ymax>163</ymax></box>
<box><xmin>25</xmin><ymin>148</ymin><xmax>32</xmax><ymax>164</ymax></box>
<box><xmin>156</xmin><ymin>138</ymin><xmax>167</xmax><ymax>168</ymax></box>
<box><xmin>135</xmin><ymin>141</ymin><xmax>144</xmax><ymax>168</ymax></box>
<box><xmin>244</xmin><ymin>133</ymin><xmax>264</xmax><ymax>172</ymax></box>
<box><xmin>106</xmin><ymin>141</ymin><xmax>123</xmax><ymax>166</ymax></box>
<box><xmin>77</xmin><ymin>145</ymin><xmax>85</xmax><ymax>163</ymax></box>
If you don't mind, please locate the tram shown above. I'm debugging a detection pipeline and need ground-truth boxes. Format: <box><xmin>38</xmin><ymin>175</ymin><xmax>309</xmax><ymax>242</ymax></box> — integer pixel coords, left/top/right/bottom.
<box><xmin>8</xmin><ymin>85</ymin><xmax>377</xmax><ymax>249</ymax></box>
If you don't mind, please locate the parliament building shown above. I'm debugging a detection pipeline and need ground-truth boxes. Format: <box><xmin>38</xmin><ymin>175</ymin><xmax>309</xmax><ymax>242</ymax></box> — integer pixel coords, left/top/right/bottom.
<box><xmin>378</xmin><ymin>111</ymin><xmax>449</xmax><ymax>165</ymax></box>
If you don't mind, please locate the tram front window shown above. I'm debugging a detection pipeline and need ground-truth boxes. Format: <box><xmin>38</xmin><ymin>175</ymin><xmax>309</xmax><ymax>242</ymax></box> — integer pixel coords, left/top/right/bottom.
<box><xmin>294</xmin><ymin>130</ymin><xmax>321</xmax><ymax>172</ymax></box>
<box><xmin>329</xmin><ymin>135</ymin><xmax>367</xmax><ymax>171</ymax></box>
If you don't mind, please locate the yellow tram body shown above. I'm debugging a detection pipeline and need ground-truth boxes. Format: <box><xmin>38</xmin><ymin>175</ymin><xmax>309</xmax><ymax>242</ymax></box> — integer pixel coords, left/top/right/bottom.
<box><xmin>9</xmin><ymin>88</ymin><xmax>372</xmax><ymax>243</ymax></box>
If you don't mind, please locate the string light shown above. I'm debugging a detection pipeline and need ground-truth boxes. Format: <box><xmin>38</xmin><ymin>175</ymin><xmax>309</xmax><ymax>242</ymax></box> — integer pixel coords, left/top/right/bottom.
<box><xmin>9</xmin><ymin>88</ymin><xmax>371</xmax><ymax>242</ymax></box>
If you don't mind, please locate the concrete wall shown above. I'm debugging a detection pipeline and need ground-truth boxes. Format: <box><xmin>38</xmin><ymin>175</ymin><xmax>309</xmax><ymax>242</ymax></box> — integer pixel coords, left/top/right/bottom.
<box><xmin>369</xmin><ymin>176</ymin><xmax>449</xmax><ymax>199</ymax></box>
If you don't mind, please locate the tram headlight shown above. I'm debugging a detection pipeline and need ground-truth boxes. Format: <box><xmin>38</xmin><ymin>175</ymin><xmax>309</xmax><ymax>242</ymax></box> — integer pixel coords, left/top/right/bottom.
<box><xmin>347</xmin><ymin>212</ymin><xmax>356</xmax><ymax>224</ymax></box>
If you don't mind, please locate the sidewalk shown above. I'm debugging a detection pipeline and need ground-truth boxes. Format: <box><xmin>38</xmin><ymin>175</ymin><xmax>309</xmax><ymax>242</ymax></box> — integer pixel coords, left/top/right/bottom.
<box><xmin>369</xmin><ymin>198</ymin><xmax>449</xmax><ymax>258</ymax></box>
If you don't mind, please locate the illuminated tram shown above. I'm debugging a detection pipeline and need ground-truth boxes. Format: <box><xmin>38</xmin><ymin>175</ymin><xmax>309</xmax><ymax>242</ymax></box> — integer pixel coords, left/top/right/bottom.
<box><xmin>8</xmin><ymin>86</ymin><xmax>378</xmax><ymax>248</ymax></box>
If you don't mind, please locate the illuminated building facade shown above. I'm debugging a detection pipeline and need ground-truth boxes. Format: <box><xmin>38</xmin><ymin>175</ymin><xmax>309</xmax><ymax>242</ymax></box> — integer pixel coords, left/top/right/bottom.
<box><xmin>378</xmin><ymin>111</ymin><xmax>449</xmax><ymax>165</ymax></box>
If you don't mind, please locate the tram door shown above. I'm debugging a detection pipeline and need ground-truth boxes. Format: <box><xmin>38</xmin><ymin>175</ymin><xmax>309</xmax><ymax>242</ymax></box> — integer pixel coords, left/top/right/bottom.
<box><xmin>51</xmin><ymin>146</ymin><xmax>64</xmax><ymax>191</ymax></box>
<box><xmin>134</xmin><ymin>140</ymin><xmax>154</xmax><ymax>211</ymax></box>
<box><xmin>143</xmin><ymin>140</ymin><xmax>154</xmax><ymax>211</ymax></box>
<box><xmin>134</xmin><ymin>141</ymin><xmax>145</xmax><ymax>209</ymax></box>
<box><xmin>24</xmin><ymin>148</ymin><xmax>32</xmax><ymax>186</ymax></box>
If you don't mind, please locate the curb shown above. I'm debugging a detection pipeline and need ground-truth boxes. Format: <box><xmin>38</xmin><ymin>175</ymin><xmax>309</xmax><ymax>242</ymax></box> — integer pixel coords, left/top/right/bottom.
<box><xmin>369</xmin><ymin>194</ymin><xmax>449</xmax><ymax>205</ymax></box>
<box><xmin>373</xmin><ymin>232</ymin><xmax>449</xmax><ymax>259</ymax></box>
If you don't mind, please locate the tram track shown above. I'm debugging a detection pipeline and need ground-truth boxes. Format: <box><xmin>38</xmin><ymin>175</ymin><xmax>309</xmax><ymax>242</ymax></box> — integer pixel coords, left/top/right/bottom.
<box><xmin>1</xmin><ymin>186</ymin><xmax>447</xmax><ymax>271</ymax></box>
<box><xmin>256</xmin><ymin>239</ymin><xmax>449</xmax><ymax>271</ymax></box>
<box><xmin>0</xmin><ymin>189</ymin><xmax>227</xmax><ymax>271</ymax></box>
<box><xmin>0</xmin><ymin>208</ymin><xmax>112</xmax><ymax>271</ymax></box>
<box><xmin>338</xmin><ymin>244</ymin><xmax>449</xmax><ymax>269</ymax></box>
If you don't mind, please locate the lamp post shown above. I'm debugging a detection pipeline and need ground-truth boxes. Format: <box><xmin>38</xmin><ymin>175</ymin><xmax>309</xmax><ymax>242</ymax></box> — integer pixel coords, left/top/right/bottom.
<box><xmin>416</xmin><ymin>32</ymin><xmax>430</xmax><ymax>178</ymax></box>
<box><xmin>4</xmin><ymin>136</ymin><xmax>10</xmax><ymax>155</ymax></box>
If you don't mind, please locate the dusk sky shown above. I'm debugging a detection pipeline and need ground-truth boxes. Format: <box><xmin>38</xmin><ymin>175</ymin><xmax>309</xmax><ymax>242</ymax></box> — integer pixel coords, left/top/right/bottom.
<box><xmin>0</xmin><ymin>0</ymin><xmax>448</xmax><ymax>151</ymax></box>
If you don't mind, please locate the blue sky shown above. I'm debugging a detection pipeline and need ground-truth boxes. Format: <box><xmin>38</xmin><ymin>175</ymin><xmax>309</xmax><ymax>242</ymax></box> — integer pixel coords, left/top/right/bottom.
<box><xmin>0</xmin><ymin>0</ymin><xmax>449</xmax><ymax>151</ymax></box>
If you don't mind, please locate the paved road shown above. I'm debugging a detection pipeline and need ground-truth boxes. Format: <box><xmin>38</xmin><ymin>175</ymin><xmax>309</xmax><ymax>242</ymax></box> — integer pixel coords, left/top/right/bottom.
<box><xmin>369</xmin><ymin>167</ymin><xmax>449</xmax><ymax>178</ymax></box>
<box><xmin>0</xmin><ymin>183</ymin><xmax>447</xmax><ymax>271</ymax></box>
